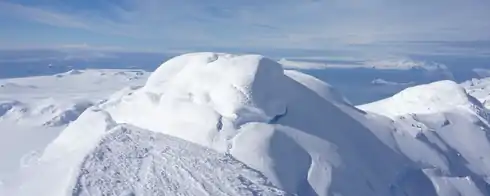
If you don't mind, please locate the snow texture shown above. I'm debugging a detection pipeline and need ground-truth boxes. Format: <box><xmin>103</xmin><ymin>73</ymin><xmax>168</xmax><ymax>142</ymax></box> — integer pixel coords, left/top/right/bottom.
<box><xmin>360</xmin><ymin>79</ymin><xmax>490</xmax><ymax>195</ymax></box>
<box><xmin>7</xmin><ymin>111</ymin><xmax>287</xmax><ymax>196</ymax></box>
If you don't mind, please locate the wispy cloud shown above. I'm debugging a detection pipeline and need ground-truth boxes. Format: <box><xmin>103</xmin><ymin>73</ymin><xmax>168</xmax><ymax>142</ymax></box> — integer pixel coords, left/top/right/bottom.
<box><xmin>0</xmin><ymin>0</ymin><xmax>489</xmax><ymax>51</ymax></box>
<box><xmin>0</xmin><ymin>1</ymin><xmax>90</xmax><ymax>29</ymax></box>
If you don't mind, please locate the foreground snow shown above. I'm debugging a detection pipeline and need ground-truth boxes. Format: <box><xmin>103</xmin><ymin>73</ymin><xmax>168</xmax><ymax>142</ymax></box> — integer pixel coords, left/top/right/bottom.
<box><xmin>5</xmin><ymin>113</ymin><xmax>286</xmax><ymax>196</ymax></box>
<box><xmin>4</xmin><ymin>53</ymin><xmax>490</xmax><ymax>196</ymax></box>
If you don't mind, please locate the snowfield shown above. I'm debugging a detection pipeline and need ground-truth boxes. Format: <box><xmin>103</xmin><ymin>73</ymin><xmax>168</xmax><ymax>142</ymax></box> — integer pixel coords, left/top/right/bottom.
<box><xmin>2</xmin><ymin>52</ymin><xmax>490</xmax><ymax>196</ymax></box>
<box><xmin>0</xmin><ymin>69</ymin><xmax>149</xmax><ymax>126</ymax></box>
<box><xmin>0</xmin><ymin>69</ymin><xmax>150</xmax><ymax>188</ymax></box>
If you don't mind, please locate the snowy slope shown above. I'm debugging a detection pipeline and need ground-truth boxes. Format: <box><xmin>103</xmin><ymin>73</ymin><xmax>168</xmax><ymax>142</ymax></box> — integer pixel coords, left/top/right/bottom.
<box><xmin>5</xmin><ymin>52</ymin><xmax>490</xmax><ymax>196</ymax></box>
<box><xmin>0</xmin><ymin>69</ymin><xmax>149</xmax><ymax>187</ymax></box>
<box><xmin>359</xmin><ymin>80</ymin><xmax>490</xmax><ymax>195</ymax></box>
<box><xmin>5</xmin><ymin>109</ymin><xmax>287</xmax><ymax>196</ymax></box>
<box><xmin>359</xmin><ymin>80</ymin><xmax>481</xmax><ymax>117</ymax></box>
<box><xmin>462</xmin><ymin>77</ymin><xmax>490</xmax><ymax>109</ymax></box>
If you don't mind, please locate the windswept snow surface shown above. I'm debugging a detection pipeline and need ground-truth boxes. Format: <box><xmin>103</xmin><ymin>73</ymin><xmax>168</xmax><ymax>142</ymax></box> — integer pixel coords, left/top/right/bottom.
<box><xmin>6</xmin><ymin>109</ymin><xmax>286</xmax><ymax>196</ymax></box>
<box><xmin>6</xmin><ymin>52</ymin><xmax>490</xmax><ymax>196</ymax></box>
<box><xmin>0</xmin><ymin>69</ymin><xmax>149</xmax><ymax>187</ymax></box>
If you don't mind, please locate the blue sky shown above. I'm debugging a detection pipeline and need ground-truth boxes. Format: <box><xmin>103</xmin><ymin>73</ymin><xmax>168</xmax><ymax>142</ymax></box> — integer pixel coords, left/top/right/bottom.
<box><xmin>1</xmin><ymin>0</ymin><xmax>489</xmax><ymax>55</ymax></box>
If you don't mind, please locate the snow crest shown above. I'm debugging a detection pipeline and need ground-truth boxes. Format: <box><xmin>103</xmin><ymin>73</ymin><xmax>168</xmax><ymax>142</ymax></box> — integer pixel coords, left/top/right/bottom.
<box><xmin>107</xmin><ymin>53</ymin><xmax>289</xmax><ymax>150</ymax></box>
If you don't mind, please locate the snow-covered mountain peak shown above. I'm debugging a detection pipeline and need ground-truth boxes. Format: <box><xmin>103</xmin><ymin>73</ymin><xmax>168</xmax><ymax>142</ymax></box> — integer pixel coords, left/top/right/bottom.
<box><xmin>89</xmin><ymin>52</ymin><xmax>429</xmax><ymax>195</ymax></box>
<box><xmin>359</xmin><ymin>80</ymin><xmax>480</xmax><ymax>117</ymax></box>
<box><xmin>144</xmin><ymin>52</ymin><xmax>287</xmax><ymax>122</ymax></box>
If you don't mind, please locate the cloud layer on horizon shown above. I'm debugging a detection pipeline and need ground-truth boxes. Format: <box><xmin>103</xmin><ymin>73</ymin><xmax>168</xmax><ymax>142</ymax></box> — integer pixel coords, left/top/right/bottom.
<box><xmin>1</xmin><ymin>0</ymin><xmax>489</xmax><ymax>54</ymax></box>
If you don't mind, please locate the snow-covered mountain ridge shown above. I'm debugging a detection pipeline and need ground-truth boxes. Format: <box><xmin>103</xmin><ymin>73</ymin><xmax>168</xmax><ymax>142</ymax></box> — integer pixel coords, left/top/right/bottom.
<box><xmin>0</xmin><ymin>69</ymin><xmax>149</xmax><ymax>126</ymax></box>
<box><xmin>3</xmin><ymin>52</ymin><xmax>490</xmax><ymax>196</ymax></box>
<box><xmin>359</xmin><ymin>79</ymin><xmax>490</xmax><ymax>195</ymax></box>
